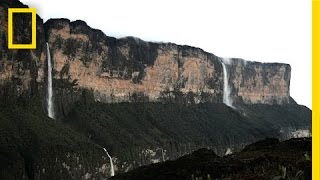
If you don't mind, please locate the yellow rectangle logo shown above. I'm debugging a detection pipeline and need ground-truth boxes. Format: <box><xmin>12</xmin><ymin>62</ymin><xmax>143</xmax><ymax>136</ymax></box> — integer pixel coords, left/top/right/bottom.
<box><xmin>8</xmin><ymin>8</ymin><xmax>36</xmax><ymax>49</ymax></box>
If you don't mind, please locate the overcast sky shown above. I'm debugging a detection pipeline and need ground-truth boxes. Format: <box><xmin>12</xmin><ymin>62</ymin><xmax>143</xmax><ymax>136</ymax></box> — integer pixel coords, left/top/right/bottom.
<box><xmin>21</xmin><ymin>0</ymin><xmax>312</xmax><ymax>108</ymax></box>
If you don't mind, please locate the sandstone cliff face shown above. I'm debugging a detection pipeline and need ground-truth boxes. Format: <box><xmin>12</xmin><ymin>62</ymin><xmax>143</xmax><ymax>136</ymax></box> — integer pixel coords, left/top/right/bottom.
<box><xmin>43</xmin><ymin>19</ymin><xmax>222</xmax><ymax>105</ymax></box>
<box><xmin>226</xmin><ymin>59</ymin><xmax>292</xmax><ymax>104</ymax></box>
<box><xmin>42</xmin><ymin>19</ymin><xmax>292</xmax><ymax>105</ymax></box>
<box><xmin>0</xmin><ymin>1</ymin><xmax>293</xmax><ymax>106</ymax></box>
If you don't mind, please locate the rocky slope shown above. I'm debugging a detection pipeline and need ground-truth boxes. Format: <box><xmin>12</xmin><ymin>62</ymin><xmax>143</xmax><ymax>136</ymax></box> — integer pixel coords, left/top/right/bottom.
<box><xmin>111</xmin><ymin>138</ymin><xmax>311</xmax><ymax>180</ymax></box>
<box><xmin>0</xmin><ymin>0</ymin><xmax>311</xmax><ymax>179</ymax></box>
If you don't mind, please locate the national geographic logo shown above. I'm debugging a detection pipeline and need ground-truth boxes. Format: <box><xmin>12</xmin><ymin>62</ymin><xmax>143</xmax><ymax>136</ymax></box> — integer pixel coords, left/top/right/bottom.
<box><xmin>7</xmin><ymin>8</ymin><xmax>36</xmax><ymax>49</ymax></box>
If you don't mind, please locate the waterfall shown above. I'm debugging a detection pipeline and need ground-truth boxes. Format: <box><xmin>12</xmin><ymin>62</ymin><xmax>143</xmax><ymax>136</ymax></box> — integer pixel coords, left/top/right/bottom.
<box><xmin>46</xmin><ymin>43</ymin><xmax>54</xmax><ymax>119</ymax></box>
<box><xmin>221</xmin><ymin>58</ymin><xmax>233</xmax><ymax>107</ymax></box>
<box><xmin>103</xmin><ymin>148</ymin><xmax>115</xmax><ymax>177</ymax></box>
<box><xmin>225</xmin><ymin>148</ymin><xmax>232</xmax><ymax>155</ymax></box>
<box><xmin>161</xmin><ymin>148</ymin><xmax>165</xmax><ymax>162</ymax></box>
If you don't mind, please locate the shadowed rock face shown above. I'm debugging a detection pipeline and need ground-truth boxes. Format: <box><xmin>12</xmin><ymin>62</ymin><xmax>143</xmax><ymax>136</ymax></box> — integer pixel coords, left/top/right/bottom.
<box><xmin>0</xmin><ymin>0</ymin><xmax>46</xmax><ymax>105</ymax></box>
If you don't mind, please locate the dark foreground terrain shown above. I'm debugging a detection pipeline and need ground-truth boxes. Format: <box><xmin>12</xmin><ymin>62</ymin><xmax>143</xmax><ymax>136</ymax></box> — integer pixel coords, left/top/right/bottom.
<box><xmin>112</xmin><ymin>138</ymin><xmax>312</xmax><ymax>180</ymax></box>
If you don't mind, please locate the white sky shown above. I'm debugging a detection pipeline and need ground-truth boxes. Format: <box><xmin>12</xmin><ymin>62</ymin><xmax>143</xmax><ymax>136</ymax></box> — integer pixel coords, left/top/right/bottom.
<box><xmin>21</xmin><ymin>0</ymin><xmax>312</xmax><ymax>108</ymax></box>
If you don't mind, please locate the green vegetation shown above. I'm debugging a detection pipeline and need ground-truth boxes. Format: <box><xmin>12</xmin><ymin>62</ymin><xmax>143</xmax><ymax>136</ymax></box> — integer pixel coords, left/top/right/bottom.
<box><xmin>0</xmin><ymin>97</ymin><xmax>106</xmax><ymax>179</ymax></box>
<box><xmin>63</xmin><ymin>92</ymin><xmax>311</xmax><ymax>166</ymax></box>
<box><xmin>0</xmin><ymin>88</ymin><xmax>311</xmax><ymax>179</ymax></box>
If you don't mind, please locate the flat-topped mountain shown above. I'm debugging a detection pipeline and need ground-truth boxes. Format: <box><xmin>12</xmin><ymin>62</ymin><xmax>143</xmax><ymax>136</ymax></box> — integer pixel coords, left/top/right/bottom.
<box><xmin>43</xmin><ymin>18</ymin><xmax>292</xmax><ymax>107</ymax></box>
<box><xmin>0</xmin><ymin>0</ymin><xmax>311</xmax><ymax>179</ymax></box>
